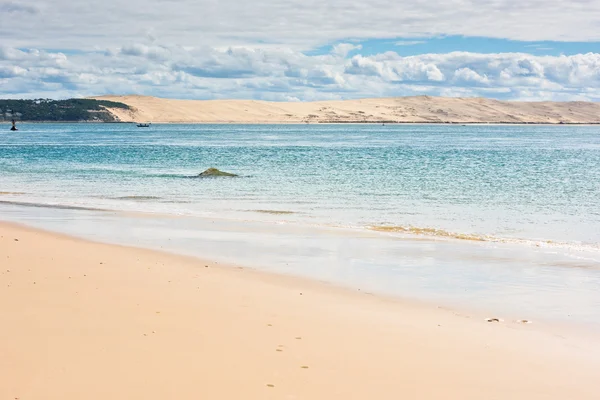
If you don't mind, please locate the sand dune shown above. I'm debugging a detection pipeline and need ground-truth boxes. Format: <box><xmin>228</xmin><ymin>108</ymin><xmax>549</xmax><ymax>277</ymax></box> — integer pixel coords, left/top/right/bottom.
<box><xmin>93</xmin><ymin>95</ymin><xmax>600</xmax><ymax>124</ymax></box>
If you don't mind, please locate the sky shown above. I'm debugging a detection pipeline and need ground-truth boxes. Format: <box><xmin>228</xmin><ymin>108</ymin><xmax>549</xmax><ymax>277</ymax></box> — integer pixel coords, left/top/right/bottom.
<box><xmin>1</xmin><ymin>0</ymin><xmax>600</xmax><ymax>101</ymax></box>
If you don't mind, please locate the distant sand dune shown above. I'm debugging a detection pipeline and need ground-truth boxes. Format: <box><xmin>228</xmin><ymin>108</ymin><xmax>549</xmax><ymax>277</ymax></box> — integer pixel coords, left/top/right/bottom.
<box><xmin>92</xmin><ymin>95</ymin><xmax>600</xmax><ymax>124</ymax></box>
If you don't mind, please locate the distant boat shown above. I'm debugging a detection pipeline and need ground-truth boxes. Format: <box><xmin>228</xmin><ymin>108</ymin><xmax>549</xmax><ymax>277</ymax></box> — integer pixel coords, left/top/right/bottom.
<box><xmin>136</xmin><ymin>122</ymin><xmax>151</xmax><ymax>128</ymax></box>
<box><xmin>10</xmin><ymin>119</ymin><xmax>17</xmax><ymax>131</ymax></box>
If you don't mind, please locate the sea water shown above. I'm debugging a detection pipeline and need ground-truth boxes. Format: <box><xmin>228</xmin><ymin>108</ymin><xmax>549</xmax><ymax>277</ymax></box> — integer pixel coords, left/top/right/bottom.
<box><xmin>1</xmin><ymin>123</ymin><xmax>599</xmax><ymax>326</ymax></box>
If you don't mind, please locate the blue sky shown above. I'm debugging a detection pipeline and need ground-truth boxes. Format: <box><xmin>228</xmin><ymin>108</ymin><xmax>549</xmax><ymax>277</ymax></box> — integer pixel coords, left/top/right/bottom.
<box><xmin>310</xmin><ymin>37</ymin><xmax>600</xmax><ymax>57</ymax></box>
<box><xmin>2</xmin><ymin>0</ymin><xmax>600</xmax><ymax>101</ymax></box>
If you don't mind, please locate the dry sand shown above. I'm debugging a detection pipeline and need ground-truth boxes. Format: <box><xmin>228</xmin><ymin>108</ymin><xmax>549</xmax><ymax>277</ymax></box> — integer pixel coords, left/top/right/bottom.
<box><xmin>1</xmin><ymin>221</ymin><xmax>599</xmax><ymax>400</ymax></box>
<box><xmin>93</xmin><ymin>95</ymin><xmax>600</xmax><ymax>124</ymax></box>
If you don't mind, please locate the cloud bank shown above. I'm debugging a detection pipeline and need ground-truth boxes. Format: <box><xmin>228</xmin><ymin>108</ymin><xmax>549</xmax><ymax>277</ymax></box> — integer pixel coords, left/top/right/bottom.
<box><xmin>3</xmin><ymin>0</ymin><xmax>600</xmax><ymax>50</ymax></box>
<box><xmin>2</xmin><ymin>44</ymin><xmax>600</xmax><ymax>101</ymax></box>
<box><xmin>2</xmin><ymin>0</ymin><xmax>600</xmax><ymax>100</ymax></box>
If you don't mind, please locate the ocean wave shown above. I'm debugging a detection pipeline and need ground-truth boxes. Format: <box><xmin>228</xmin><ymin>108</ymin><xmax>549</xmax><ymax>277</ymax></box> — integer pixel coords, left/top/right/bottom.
<box><xmin>145</xmin><ymin>173</ymin><xmax>195</xmax><ymax>179</ymax></box>
<box><xmin>113</xmin><ymin>196</ymin><xmax>163</xmax><ymax>201</ymax></box>
<box><xmin>367</xmin><ymin>224</ymin><xmax>600</xmax><ymax>253</ymax></box>
<box><xmin>250</xmin><ymin>209</ymin><xmax>297</xmax><ymax>215</ymax></box>
<box><xmin>368</xmin><ymin>225</ymin><xmax>486</xmax><ymax>241</ymax></box>
<box><xmin>2</xmin><ymin>195</ymin><xmax>598</xmax><ymax>256</ymax></box>
<box><xmin>110</xmin><ymin>196</ymin><xmax>192</xmax><ymax>203</ymax></box>
<box><xmin>0</xmin><ymin>199</ymin><xmax>109</xmax><ymax>212</ymax></box>
<box><xmin>158</xmin><ymin>200</ymin><xmax>193</xmax><ymax>204</ymax></box>
<box><xmin>144</xmin><ymin>172</ymin><xmax>245</xmax><ymax>179</ymax></box>
<box><xmin>72</xmin><ymin>170</ymin><xmax>195</xmax><ymax>179</ymax></box>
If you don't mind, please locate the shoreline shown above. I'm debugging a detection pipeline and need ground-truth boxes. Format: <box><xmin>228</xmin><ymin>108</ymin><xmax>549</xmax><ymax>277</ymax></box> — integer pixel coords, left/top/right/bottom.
<box><xmin>0</xmin><ymin>197</ymin><xmax>596</xmax><ymax>251</ymax></box>
<box><xmin>2</xmin><ymin>197</ymin><xmax>600</xmax><ymax>255</ymax></box>
<box><xmin>2</xmin><ymin>220</ymin><xmax>600</xmax><ymax>399</ymax></box>
<box><xmin>1</xmin><ymin>198</ymin><xmax>600</xmax><ymax>331</ymax></box>
<box><xmin>4</xmin><ymin>121</ymin><xmax>600</xmax><ymax>125</ymax></box>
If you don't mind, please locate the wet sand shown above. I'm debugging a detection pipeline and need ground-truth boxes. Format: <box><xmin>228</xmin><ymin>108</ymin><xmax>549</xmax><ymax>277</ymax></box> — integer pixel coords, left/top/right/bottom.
<box><xmin>1</xmin><ymin>221</ymin><xmax>599</xmax><ymax>399</ymax></box>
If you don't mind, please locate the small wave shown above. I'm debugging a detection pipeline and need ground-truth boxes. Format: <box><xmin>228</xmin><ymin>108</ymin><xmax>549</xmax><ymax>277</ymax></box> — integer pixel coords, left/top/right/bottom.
<box><xmin>113</xmin><ymin>196</ymin><xmax>162</xmax><ymax>201</ymax></box>
<box><xmin>367</xmin><ymin>224</ymin><xmax>600</xmax><ymax>253</ymax></box>
<box><xmin>146</xmin><ymin>173</ymin><xmax>194</xmax><ymax>179</ymax></box>
<box><xmin>251</xmin><ymin>209</ymin><xmax>297</xmax><ymax>215</ymax></box>
<box><xmin>369</xmin><ymin>225</ymin><xmax>486</xmax><ymax>241</ymax></box>
<box><xmin>0</xmin><ymin>200</ymin><xmax>109</xmax><ymax>212</ymax></box>
<box><xmin>158</xmin><ymin>200</ymin><xmax>192</xmax><ymax>204</ymax></box>
<box><xmin>495</xmin><ymin>237</ymin><xmax>600</xmax><ymax>254</ymax></box>
<box><xmin>146</xmin><ymin>173</ymin><xmax>245</xmax><ymax>179</ymax></box>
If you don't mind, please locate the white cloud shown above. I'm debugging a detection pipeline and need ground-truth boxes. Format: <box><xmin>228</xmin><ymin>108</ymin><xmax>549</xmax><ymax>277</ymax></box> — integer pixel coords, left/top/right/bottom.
<box><xmin>395</xmin><ymin>41</ymin><xmax>427</xmax><ymax>46</ymax></box>
<box><xmin>2</xmin><ymin>0</ymin><xmax>600</xmax><ymax>102</ymax></box>
<box><xmin>120</xmin><ymin>44</ymin><xmax>172</xmax><ymax>62</ymax></box>
<box><xmin>331</xmin><ymin>43</ymin><xmax>362</xmax><ymax>58</ymax></box>
<box><xmin>453</xmin><ymin>68</ymin><xmax>489</xmax><ymax>84</ymax></box>
<box><xmin>0</xmin><ymin>1</ymin><xmax>39</xmax><ymax>14</ymax></box>
<box><xmin>345</xmin><ymin>53</ymin><xmax>445</xmax><ymax>82</ymax></box>
<box><xmin>0</xmin><ymin>65</ymin><xmax>27</xmax><ymax>78</ymax></box>
<box><xmin>2</xmin><ymin>43</ymin><xmax>600</xmax><ymax>101</ymax></box>
<box><xmin>2</xmin><ymin>0</ymin><xmax>600</xmax><ymax>51</ymax></box>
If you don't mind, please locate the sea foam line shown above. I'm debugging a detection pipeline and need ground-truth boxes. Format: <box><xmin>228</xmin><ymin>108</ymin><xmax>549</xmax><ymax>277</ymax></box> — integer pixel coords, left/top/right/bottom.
<box><xmin>366</xmin><ymin>224</ymin><xmax>600</xmax><ymax>254</ymax></box>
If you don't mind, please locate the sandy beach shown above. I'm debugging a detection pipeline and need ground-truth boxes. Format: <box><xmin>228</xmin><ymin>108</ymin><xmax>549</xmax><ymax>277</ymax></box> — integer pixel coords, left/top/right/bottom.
<box><xmin>92</xmin><ymin>95</ymin><xmax>600</xmax><ymax>124</ymax></box>
<box><xmin>1</xmin><ymin>221</ymin><xmax>599</xmax><ymax>399</ymax></box>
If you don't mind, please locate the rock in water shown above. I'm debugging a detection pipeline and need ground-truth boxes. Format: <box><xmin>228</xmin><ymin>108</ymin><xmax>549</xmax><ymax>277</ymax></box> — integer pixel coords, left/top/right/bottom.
<box><xmin>197</xmin><ymin>168</ymin><xmax>238</xmax><ymax>177</ymax></box>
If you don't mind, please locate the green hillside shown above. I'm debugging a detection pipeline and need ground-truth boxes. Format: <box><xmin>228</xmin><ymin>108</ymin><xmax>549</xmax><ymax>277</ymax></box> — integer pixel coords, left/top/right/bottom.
<box><xmin>0</xmin><ymin>99</ymin><xmax>129</xmax><ymax>122</ymax></box>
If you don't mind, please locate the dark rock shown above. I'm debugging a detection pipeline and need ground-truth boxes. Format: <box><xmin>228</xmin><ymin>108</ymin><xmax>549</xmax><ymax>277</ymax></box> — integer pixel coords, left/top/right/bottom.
<box><xmin>196</xmin><ymin>168</ymin><xmax>238</xmax><ymax>177</ymax></box>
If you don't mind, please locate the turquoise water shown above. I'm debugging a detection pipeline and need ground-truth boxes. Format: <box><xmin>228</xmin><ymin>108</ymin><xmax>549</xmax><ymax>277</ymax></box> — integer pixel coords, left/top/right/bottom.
<box><xmin>1</xmin><ymin>123</ymin><xmax>600</xmax><ymax>326</ymax></box>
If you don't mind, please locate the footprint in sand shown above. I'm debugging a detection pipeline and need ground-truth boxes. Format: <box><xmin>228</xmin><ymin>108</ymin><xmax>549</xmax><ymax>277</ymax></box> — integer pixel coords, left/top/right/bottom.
<box><xmin>485</xmin><ymin>318</ymin><xmax>503</xmax><ymax>323</ymax></box>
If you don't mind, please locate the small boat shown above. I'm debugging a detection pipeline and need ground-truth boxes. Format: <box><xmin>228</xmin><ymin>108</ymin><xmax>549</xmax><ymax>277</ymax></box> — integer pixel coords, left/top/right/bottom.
<box><xmin>136</xmin><ymin>122</ymin><xmax>151</xmax><ymax>127</ymax></box>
